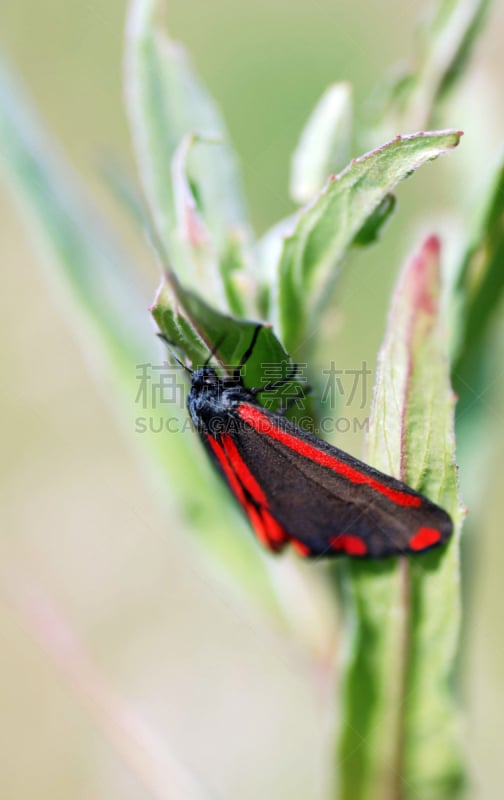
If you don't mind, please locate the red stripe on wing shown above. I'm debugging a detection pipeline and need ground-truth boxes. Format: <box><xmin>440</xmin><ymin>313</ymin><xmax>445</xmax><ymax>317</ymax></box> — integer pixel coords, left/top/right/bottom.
<box><xmin>247</xmin><ymin>505</ymin><xmax>288</xmax><ymax>552</ymax></box>
<box><xmin>245</xmin><ymin>502</ymin><xmax>273</xmax><ymax>549</ymax></box>
<box><xmin>220</xmin><ymin>434</ymin><xmax>267</xmax><ymax>506</ymax></box>
<box><xmin>237</xmin><ymin>404</ymin><xmax>422</xmax><ymax>509</ymax></box>
<box><xmin>207</xmin><ymin>435</ymin><xmax>288</xmax><ymax>552</ymax></box>
<box><xmin>207</xmin><ymin>436</ymin><xmax>246</xmax><ymax>505</ymax></box>
<box><xmin>260</xmin><ymin>508</ymin><xmax>290</xmax><ymax>547</ymax></box>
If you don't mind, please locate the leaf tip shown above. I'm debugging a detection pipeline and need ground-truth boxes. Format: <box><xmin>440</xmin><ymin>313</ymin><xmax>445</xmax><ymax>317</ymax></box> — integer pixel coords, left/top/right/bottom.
<box><xmin>152</xmin><ymin>275</ymin><xmax>172</xmax><ymax>312</ymax></box>
<box><xmin>407</xmin><ymin>234</ymin><xmax>442</xmax><ymax>316</ymax></box>
<box><xmin>449</xmin><ymin>130</ymin><xmax>464</xmax><ymax>149</ymax></box>
<box><xmin>423</xmin><ymin>233</ymin><xmax>441</xmax><ymax>257</ymax></box>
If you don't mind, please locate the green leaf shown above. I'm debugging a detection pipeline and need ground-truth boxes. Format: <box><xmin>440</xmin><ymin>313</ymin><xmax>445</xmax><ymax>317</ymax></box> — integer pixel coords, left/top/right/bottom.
<box><xmin>452</xmin><ymin>156</ymin><xmax>504</xmax><ymax>405</ymax></box>
<box><xmin>150</xmin><ymin>283</ymin><xmax>210</xmax><ymax>366</ymax></box>
<box><xmin>170</xmin><ymin>133</ymin><xmax>250</xmax><ymax>316</ymax></box>
<box><xmin>277</xmin><ymin>130</ymin><xmax>463</xmax><ymax>355</ymax></box>
<box><xmin>0</xmin><ymin>55</ymin><xmax>150</xmax><ymax>373</ymax></box>
<box><xmin>421</xmin><ymin>0</ymin><xmax>492</xmax><ymax>110</ymax></box>
<box><xmin>100</xmin><ymin>157</ymin><xmax>153</xmax><ymax>234</ymax></box>
<box><xmin>334</xmin><ymin>559</ymin><xmax>406</xmax><ymax>800</ymax></box>
<box><xmin>399</xmin><ymin>242</ymin><xmax>465</xmax><ymax>800</ymax></box>
<box><xmin>371</xmin><ymin>0</ymin><xmax>491</xmax><ymax>136</ymax></box>
<box><xmin>335</xmin><ymin>236</ymin><xmax>465</xmax><ymax>799</ymax></box>
<box><xmin>352</xmin><ymin>193</ymin><xmax>397</xmax><ymax>246</ymax></box>
<box><xmin>170</xmin><ymin>133</ymin><xmax>224</xmax><ymax>302</ymax></box>
<box><xmin>0</xmin><ymin>55</ymin><xmax>289</xmax><ymax>624</ymax></box>
<box><xmin>151</xmin><ymin>277</ymin><xmax>295</xmax><ymax>392</ymax></box>
<box><xmin>253</xmin><ymin>214</ymin><xmax>298</xmax><ymax>317</ymax></box>
<box><xmin>220</xmin><ymin>232</ymin><xmax>251</xmax><ymax>317</ymax></box>
<box><xmin>290</xmin><ymin>82</ymin><xmax>352</xmax><ymax>205</ymax></box>
<box><xmin>125</xmin><ymin>0</ymin><xmax>252</xmax><ymax>305</ymax></box>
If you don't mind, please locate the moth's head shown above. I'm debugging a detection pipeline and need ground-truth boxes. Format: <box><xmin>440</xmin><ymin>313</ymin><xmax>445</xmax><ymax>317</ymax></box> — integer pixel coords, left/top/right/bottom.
<box><xmin>191</xmin><ymin>365</ymin><xmax>221</xmax><ymax>391</ymax></box>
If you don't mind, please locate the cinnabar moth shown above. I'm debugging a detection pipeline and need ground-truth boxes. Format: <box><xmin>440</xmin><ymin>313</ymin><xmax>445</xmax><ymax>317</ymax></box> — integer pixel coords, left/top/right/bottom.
<box><xmin>166</xmin><ymin>324</ymin><xmax>453</xmax><ymax>559</ymax></box>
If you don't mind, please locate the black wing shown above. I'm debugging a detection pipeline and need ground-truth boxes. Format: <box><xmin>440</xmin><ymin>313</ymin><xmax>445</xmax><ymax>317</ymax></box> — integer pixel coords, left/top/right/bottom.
<box><xmin>202</xmin><ymin>402</ymin><xmax>452</xmax><ymax>559</ymax></box>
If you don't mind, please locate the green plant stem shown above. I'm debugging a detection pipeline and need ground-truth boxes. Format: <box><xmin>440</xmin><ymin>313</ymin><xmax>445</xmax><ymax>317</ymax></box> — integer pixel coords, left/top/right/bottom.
<box><xmin>334</xmin><ymin>237</ymin><xmax>464</xmax><ymax>800</ymax></box>
<box><xmin>393</xmin><ymin>559</ymin><xmax>411</xmax><ymax>800</ymax></box>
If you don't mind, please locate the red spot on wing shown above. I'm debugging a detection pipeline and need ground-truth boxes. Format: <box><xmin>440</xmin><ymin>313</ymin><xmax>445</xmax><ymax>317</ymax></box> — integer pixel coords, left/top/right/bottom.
<box><xmin>238</xmin><ymin>405</ymin><xmax>421</xmax><ymax>509</ymax></box>
<box><xmin>409</xmin><ymin>526</ymin><xmax>441</xmax><ymax>551</ymax></box>
<box><xmin>220</xmin><ymin>434</ymin><xmax>267</xmax><ymax>506</ymax></box>
<box><xmin>330</xmin><ymin>534</ymin><xmax>367</xmax><ymax>556</ymax></box>
<box><xmin>291</xmin><ymin>539</ymin><xmax>311</xmax><ymax>557</ymax></box>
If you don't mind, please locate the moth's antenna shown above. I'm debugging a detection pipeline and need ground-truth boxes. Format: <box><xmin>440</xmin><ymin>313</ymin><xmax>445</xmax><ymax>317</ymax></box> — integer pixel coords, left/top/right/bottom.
<box><xmin>204</xmin><ymin>334</ymin><xmax>227</xmax><ymax>367</ymax></box>
<box><xmin>156</xmin><ymin>333</ymin><xmax>192</xmax><ymax>375</ymax></box>
<box><xmin>233</xmin><ymin>324</ymin><xmax>263</xmax><ymax>381</ymax></box>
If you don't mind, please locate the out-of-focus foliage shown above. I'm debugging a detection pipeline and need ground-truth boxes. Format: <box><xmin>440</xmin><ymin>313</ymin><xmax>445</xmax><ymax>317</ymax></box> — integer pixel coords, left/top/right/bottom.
<box><xmin>1</xmin><ymin>0</ymin><xmax>503</xmax><ymax>798</ymax></box>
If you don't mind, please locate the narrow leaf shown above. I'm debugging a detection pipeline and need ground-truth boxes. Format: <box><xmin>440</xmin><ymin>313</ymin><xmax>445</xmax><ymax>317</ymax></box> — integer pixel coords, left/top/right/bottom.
<box><xmin>125</xmin><ymin>0</ymin><xmax>252</xmax><ymax>305</ymax></box>
<box><xmin>0</xmin><ymin>56</ymin><xmax>150</xmax><ymax>372</ymax></box>
<box><xmin>372</xmin><ymin>0</ymin><xmax>491</xmax><ymax>136</ymax></box>
<box><xmin>398</xmin><ymin>240</ymin><xmax>465</xmax><ymax>799</ymax></box>
<box><xmin>151</xmin><ymin>277</ymin><xmax>297</xmax><ymax>394</ymax></box>
<box><xmin>277</xmin><ymin>130</ymin><xmax>463</xmax><ymax>355</ymax></box>
<box><xmin>0</xmin><ymin>56</ymin><xmax>286</xmax><ymax>621</ymax></box>
<box><xmin>335</xmin><ymin>236</ymin><xmax>465</xmax><ymax>799</ymax></box>
<box><xmin>254</xmin><ymin>214</ymin><xmax>298</xmax><ymax>317</ymax></box>
<box><xmin>352</xmin><ymin>193</ymin><xmax>396</xmax><ymax>247</ymax></box>
<box><xmin>100</xmin><ymin>157</ymin><xmax>153</xmax><ymax>234</ymax></box>
<box><xmin>170</xmin><ymin>133</ymin><xmax>250</xmax><ymax>316</ymax></box>
<box><xmin>334</xmin><ymin>559</ymin><xmax>406</xmax><ymax>800</ymax></box>
<box><xmin>453</xmin><ymin>156</ymin><xmax>504</xmax><ymax>403</ymax></box>
<box><xmin>290</xmin><ymin>82</ymin><xmax>352</xmax><ymax>205</ymax></box>
<box><xmin>420</xmin><ymin>0</ymin><xmax>492</xmax><ymax>110</ymax></box>
<box><xmin>171</xmin><ymin>133</ymin><xmax>224</xmax><ymax>302</ymax></box>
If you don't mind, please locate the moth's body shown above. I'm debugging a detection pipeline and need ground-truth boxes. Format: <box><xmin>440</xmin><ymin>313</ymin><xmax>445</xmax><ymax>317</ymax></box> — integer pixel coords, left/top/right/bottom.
<box><xmin>187</xmin><ymin>365</ymin><xmax>453</xmax><ymax>559</ymax></box>
<box><xmin>188</xmin><ymin>366</ymin><xmax>249</xmax><ymax>428</ymax></box>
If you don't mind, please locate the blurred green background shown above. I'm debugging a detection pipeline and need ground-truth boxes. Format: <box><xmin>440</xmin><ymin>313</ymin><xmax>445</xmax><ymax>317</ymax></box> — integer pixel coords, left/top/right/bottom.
<box><xmin>1</xmin><ymin>1</ymin><xmax>503</xmax><ymax>798</ymax></box>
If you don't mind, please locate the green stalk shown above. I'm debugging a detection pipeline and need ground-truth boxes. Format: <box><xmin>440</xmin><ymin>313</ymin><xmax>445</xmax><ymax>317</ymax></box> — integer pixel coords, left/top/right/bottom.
<box><xmin>334</xmin><ymin>237</ymin><xmax>465</xmax><ymax>799</ymax></box>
